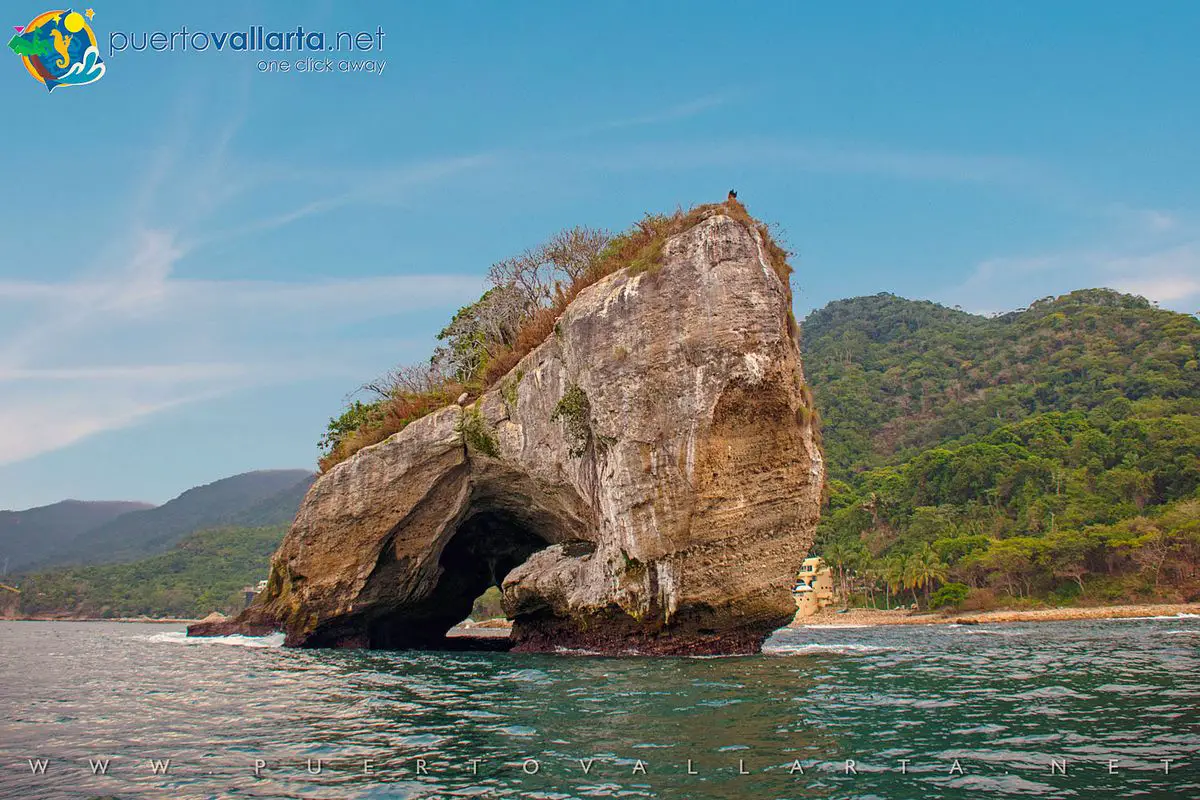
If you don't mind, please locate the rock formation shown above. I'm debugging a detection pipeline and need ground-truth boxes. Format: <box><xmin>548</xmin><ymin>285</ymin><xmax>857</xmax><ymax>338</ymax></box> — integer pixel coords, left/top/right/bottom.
<box><xmin>190</xmin><ymin>210</ymin><xmax>825</xmax><ymax>654</ymax></box>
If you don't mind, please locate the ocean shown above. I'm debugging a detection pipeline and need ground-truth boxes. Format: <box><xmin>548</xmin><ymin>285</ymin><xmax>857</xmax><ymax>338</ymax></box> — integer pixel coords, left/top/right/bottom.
<box><xmin>1</xmin><ymin>616</ymin><xmax>1197</xmax><ymax>798</ymax></box>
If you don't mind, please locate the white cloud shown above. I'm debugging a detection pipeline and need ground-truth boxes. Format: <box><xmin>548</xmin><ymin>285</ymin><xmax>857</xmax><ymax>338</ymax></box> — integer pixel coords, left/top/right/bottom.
<box><xmin>102</xmin><ymin>229</ymin><xmax>186</xmax><ymax>314</ymax></box>
<box><xmin>0</xmin><ymin>106</ymin><xmax>491</xmax><ymax>469</ymax></box>
<box><xmin>0</xmin><ymin>280</ymin><xmax>482</xmax><ymax>467</ymax></box>
<box><xmin>200</xmin><ymin>153</ymin><xmax>494</xmax><ymax>245</ymax></box>
<box><xmin>0</xmin><ymin>261</ymin><xmax>482</xmax><ymax>464</ymax></box>
<box><xmin>1112</xmin><ymin>275</ymin><xmax>1200</xmax><ymax>303</ymax></box>
<box><xmin>0</xmin><ymin>273</ymin><xmax>485</xmax><ymax>321</ymax></box>
<box><xmin>0</xmin><ymin>364</ymin><xmax>248</xmax><ymax>382</ymax></box>
<box><xmin>0</xmin><ymin>390</ymin><xmax>216</xmax><ymax>469</ymax></box>
<box><xmin>951</xmin><ymin>224</ymin><xmax>1200</xmax><ymax>313</ymax></box>
<box><xmin>0</xmin><ymin>228</ymin><xmax>189</xmax><ymax>371</ymax></box>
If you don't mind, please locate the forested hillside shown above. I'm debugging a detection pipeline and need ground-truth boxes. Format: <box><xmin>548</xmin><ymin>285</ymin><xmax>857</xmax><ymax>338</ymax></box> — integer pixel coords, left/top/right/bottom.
<box><xmin>803</xmin><ymin>289</ymin><xmax>1200</xmax><ymax>609</ymax></box>
<box><xmin>12</xmin><ymin>526</ymin><xmax>285</xmax><ymax>619</ymax></box>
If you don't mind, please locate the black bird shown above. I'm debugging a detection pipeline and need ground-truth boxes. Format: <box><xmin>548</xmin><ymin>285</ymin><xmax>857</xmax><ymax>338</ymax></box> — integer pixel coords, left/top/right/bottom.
<box><xmin>727</xmin><ymin>189</ymin><xmax>738</xmax><ymax>201</ymax></box>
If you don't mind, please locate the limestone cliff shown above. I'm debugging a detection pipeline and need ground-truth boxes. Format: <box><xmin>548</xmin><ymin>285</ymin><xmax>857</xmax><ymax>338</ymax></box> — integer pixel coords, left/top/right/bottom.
<box><xmin>190</xmin><ymin>210</ymin><xmax>824</xmax><ymax>654</ymax></box>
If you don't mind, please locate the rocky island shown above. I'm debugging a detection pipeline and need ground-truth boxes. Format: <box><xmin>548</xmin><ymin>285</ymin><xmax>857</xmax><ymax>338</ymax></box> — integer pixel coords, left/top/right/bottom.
<box><xmin>190</xmin><ymin>203</ymin><xmax>825</xmax><ymax>654</ymax></box>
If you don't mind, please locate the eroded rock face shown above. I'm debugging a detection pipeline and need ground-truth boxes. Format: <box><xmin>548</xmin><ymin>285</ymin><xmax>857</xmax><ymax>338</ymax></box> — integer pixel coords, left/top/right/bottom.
<box><xmin>190</xmin><ymin>212</ymin><xmax>824</xmax><ymax>654</ymax></box>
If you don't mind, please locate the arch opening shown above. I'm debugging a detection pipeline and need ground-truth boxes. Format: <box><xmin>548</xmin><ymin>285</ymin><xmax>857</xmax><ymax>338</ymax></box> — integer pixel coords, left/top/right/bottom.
<box><xmin>365</xmin><ymin>510</ymin><xmax>549</xmax><ymax>650</ymax></box>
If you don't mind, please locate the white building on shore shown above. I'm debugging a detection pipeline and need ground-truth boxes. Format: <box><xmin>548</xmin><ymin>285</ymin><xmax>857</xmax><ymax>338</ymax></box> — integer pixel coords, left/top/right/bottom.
<box><xmin>792</xmin><ymin>556</ymin><xmax>835</xmax><ymax>618</ymax></box>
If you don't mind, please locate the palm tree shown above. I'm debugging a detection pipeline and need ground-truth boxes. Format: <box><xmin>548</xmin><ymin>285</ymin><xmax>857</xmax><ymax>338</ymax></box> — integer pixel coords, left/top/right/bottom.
<box><xmin>908</xmin><ymin>544</ymin><xmax>949</xmax><ymax>608</ymax></box>
<box><xmin>882</xmin><ymin>555</ymin><xmax>906</xmax><ymax>610</ymax></box>
<box><xmin>903</xmin><ymin>554</ymin><xmax>922</xmax><ymax>606</ymax></box>
<box><xmin>822</xmin><ymin>543</ymin><xmax>851</xmax><ymax>601</ymax></box>
<box><xmin>861</xmin><ymin>564</ymin><xmax>880</xmax><ymax>608</ymax></box>
<box><xmin>848</xmin><ymin>544</ymin><xmax>873</xmax><ymax>606</ymax></box>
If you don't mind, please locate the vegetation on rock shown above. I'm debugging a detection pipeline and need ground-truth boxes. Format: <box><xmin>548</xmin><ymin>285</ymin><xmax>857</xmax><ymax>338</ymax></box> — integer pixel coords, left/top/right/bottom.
<box><xmin>458</xmin><ymin>407</ymin><xmax>500</xmax><ymax>457</ymax></box>
<box><xmin>551</xmin><ymin>384</ymin><xmax>592</xmax><ymax>456</ymax></box>
<box><xmin>317</xmin><ymin>200</ymin><xmax>791</xmax><ymax>471</ymax></box>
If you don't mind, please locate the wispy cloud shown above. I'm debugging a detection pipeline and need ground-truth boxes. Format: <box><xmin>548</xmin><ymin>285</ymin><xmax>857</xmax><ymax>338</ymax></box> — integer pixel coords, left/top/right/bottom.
<box><xmin>1115</xmin><ymin>274</ymin><xmax>1200</xmax><ymax>303</ymax></box>
<box><xmin>0</xmin><ymin>390</ymin><xmax>220</xmax><ymax>469</ymax></box>
<box><xmin>198</xmin><ymin>153</ymin><xmax>495</xmax><ymax>246</ymax></box>
<box><xmin>951</xmin><ymin>208</ymin><xmax>1200</xmax><ymax>313</ymax></box>
<box><xmin>0</xmin><ymin>273</ymin><xmax>485</xmax><ymax>320</ymax></box>
<box><xmin>0</xmin><ymin>229</ymin><xmax>189</xmax><ymax>372</ymax></box>
<box><xmin>0</xmin><ymin>263</ymin><xmax>483</xmax><ymax>466</ymax></box>
<box><xmin>0</xmin><ymin>102</ymin><xmax>488</xmax><ymax>469</ymax></box>
<box><xmin>529</xmin><ymin>92</ymin><xmax>738</xmax><ymax>146</ymax></box>
<box><xmin>0</xmin><ymin>364</ymin><xmax>248</xmax><ymax>382</ymax></box>
<box><xmin>598</xmin><ymin>93</ymin><xmax>734</xmax><ymax>131</ymax></box>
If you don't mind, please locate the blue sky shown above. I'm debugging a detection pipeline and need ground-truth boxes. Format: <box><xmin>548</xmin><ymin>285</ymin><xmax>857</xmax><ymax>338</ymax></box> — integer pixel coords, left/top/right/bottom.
<box><xmin>2</xmin><ymin>1</ymin><xmax>1198</xmax><ymax>509</ymax></box>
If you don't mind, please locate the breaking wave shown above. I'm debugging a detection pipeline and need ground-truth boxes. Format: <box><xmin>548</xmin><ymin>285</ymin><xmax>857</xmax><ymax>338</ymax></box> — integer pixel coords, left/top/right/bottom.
<box><xmin>139</xmin><ymin>630</ymin><xmax>285</xmax><ymax>648</ymax></box>
<box><xmin>764</xmin><ymin>642</ymin><xmax>893</xmax><ymax>656</ymax></box>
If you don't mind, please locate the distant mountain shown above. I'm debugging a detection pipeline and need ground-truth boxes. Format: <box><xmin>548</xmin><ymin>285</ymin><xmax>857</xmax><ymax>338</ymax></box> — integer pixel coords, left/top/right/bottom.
<box><xmin>226</xmin><ymin>473</ymin><xmax>317</xmax><ymax>528</ymax></box>
<box><xmin>34</xmin><ymin>470</ymin><xmax>314</xmax><ymax>568</ymax></box>
<box><xmin>0</xmin><ymin>501</ymin><xmax>155</xmax><ymax>572</ymax></box>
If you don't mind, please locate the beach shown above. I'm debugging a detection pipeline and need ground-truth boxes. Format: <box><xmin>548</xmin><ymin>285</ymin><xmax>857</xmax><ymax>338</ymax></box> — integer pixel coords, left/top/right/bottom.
<box><xmin>794</xmin><ymin>602</ymin><xmax>1200</xmax><ymax>628</ymax></box>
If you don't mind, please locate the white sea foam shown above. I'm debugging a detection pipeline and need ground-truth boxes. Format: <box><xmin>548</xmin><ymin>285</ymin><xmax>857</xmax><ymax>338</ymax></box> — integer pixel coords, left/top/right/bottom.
<box><xmin>139</xmin><ymin>631</ymin><xmax>285</xmax><ymax>648</ymax></box>
<box><xmin>764</xmin><ymin>643</ymin><xmax>893</xmax><ymax>656</ymax></box>
<box><xmin>1097</xmin><ymin>613</ymin><xmax>1199</xmax><ymax>621</ymax></box>
<box><xmin>552</xmin><ymin>646</ymin><xmax>607</xmax><ymax>656</ymax></box>
<box><xmin>684</xmin><ymin>653</ymin><xmax>745</xmax><ymax>660</ymax></box>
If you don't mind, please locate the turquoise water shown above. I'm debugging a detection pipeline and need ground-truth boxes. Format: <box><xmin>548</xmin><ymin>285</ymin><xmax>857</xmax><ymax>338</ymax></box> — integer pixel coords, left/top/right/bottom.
<box><xmin>1</xmin><ymin>617</ymin><xmax>1197</xmax><ymax>798</ymax></box>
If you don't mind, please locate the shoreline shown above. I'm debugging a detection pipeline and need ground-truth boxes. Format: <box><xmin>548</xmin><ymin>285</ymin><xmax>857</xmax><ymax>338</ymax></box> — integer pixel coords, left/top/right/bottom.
<box><xmin>6</xmin><ymin>602</ymin><xmax>1199</xmax><ymax>632</ymax></box>
<box><xmin>793</xmin><ymin>602</ymin><xmax>1200</xmax><ymax>628</ymax></box>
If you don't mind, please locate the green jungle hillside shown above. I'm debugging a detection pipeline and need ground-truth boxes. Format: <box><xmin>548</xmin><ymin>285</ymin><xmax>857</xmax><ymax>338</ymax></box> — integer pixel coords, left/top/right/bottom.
<box><xmin>11</xmin><ymin>526</ymin><xmax>285</xmax><ymax>619</ymax></box>
<box><xmin>804</xmin><ymin>289</ymin><xmax>1200</xmax><ymax>610</ymax></box>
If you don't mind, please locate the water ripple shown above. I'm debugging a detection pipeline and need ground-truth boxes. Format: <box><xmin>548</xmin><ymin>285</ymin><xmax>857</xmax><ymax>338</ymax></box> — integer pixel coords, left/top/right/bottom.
<box><xmin>0</xmin><ymin>617</ymin><xmax>1196</xmax><ymax>799</ymax></box>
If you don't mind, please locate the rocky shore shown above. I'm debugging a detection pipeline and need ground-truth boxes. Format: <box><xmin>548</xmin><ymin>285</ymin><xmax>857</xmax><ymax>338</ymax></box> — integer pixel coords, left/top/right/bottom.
<box><xmin>795</xmin><ymin>602</ymin><xmax>1200</xmax><ymax>628</ymax></box>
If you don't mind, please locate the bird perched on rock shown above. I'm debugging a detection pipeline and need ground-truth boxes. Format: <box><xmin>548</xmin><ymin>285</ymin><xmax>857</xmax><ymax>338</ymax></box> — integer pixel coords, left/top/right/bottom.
<box><xmin>727</xmin><ymin>189</ymin><xmax>738</xmax><ymax>201</ymax></box>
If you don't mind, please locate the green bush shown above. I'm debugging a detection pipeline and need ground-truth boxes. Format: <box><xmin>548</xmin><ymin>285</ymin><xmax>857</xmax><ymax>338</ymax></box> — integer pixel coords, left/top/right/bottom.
<box><xmin>1047</xmin><ymin>581</ymin><xmax>1082</xmax><ymax>605</ymax></box>
<box><xmin>318</xmin><ymin>400</ymin><xmax>383</xmax><ymax>454</ymax></box>
<box><xmin>500</xmin><ymin>370</ymin><xmax>524</xmax><ymax>411</ymax></box>
<box><xmin>458</xmin><ymin>407</ymin><xmax>500</xmax><ymax>457</ymax></box>
<box><xmin>930</xmin><ymin>582</ymin><xmax>970</xmax><ymax>610</ymax></box>
<box><xmin>552</xmin><ymin>384</ymin><xmax>592</xmax><ymax>456</ymax></box>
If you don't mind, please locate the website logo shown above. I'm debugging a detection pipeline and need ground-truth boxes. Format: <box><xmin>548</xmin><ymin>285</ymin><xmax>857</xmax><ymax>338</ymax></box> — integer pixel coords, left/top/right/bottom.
<box><xmin>8</xmin><ymin>7</ymin><xmax>105</xmax><ymax>92</ymax></box>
